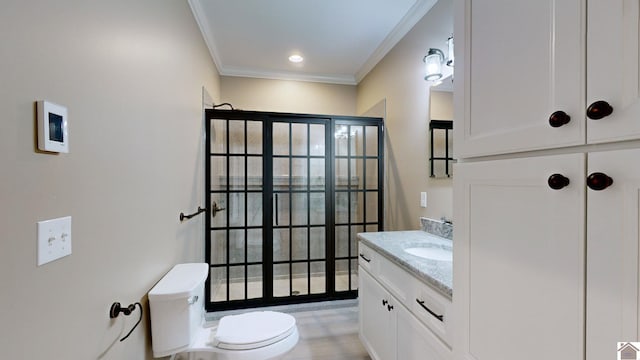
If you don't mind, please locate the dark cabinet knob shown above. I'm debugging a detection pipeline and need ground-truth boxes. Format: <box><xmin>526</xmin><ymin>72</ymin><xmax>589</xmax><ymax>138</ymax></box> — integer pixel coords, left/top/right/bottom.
<box><xmin>548</xmin><ymin>174</ymin><xmax>570</xmax><ymax>190</ymax></box>
<box><xmin>586</xmin><ymin>101</ymin><xmax>613</xmax><ymax>120</ymax></box>
<box><xmin>549</xmin><ymin>111</ymin><xmax>571</xmax><ymax>127</ymax></box>
<box><xmin>387</xmin><ymin>304</ymin><xmax>394</xmax><ymax>311</ymax></box>
<box><xmin>382</xmin><ymin>299</ymin><xmax>388</xmax><ymax>306</ymax></box>
<box><xmin>587</xmin><ymin>172</ymin><xmax>613</xmax><ymax>191</ymax></box>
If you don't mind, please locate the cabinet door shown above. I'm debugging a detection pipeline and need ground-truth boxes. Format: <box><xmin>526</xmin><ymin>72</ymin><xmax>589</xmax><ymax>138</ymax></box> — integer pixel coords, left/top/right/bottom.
<box><xmin>397</xmin><ymin>304</ymin><xmax>451</xmax><ymax>360</ymax></box>
<box><xmin>587</xmin><ymin>1</ymin><xmax>640</xmax><ymax>143</ymax></box>
<box><xmin>587</xmin><ymin>149</ymin><xmax>640</xmax><ymax>359</ymax></box>
<box><xmin>454</xmin><ymin>0</ymin><xmax>584</xmax><ymax>157</ymax></box>
<box><xmin>359</xmin><ymin>267</ymin><xmax>397</xmax><ymax>360</ymax></box>
<box><xmin>453</xmin><ymin>154</ymin><xmax>585</xmax><ymax>360</ymax></box>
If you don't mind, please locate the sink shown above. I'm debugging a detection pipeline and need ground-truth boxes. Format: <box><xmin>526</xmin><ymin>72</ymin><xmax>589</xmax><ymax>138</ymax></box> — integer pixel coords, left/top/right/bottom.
<box><xmin>404</xmin><ymin>247</ymin><xmax>452</xmax><ymax>262</ymax></box>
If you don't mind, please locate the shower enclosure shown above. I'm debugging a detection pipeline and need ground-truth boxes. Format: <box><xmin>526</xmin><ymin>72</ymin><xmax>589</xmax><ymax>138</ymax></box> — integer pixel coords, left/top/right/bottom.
<box><xmin>205</xmin><ymin>110</ymin><xmax>383</xmax><ymax>311</ymax></box>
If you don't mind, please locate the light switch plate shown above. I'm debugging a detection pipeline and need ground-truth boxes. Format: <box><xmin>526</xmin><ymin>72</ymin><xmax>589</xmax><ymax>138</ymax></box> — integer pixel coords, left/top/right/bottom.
<box><xmin>420</xmin><ymin>192</ymin><xmax>428</xmax><ymax>208</ymax></box>
<box><xmin>37</xmin><ymin>216</ymin><xmax>72</xmax><ymax>266</ymax></box>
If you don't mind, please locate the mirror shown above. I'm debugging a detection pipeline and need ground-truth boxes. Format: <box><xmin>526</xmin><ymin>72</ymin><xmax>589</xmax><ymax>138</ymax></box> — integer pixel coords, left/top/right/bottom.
<box><xmin>428</xmin><ymin>78</ymin><xmax>454</xmax><ymax>178</ymax></box>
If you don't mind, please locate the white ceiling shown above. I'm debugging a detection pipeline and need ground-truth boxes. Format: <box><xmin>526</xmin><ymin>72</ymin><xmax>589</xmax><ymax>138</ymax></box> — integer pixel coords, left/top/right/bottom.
<box><xmin>188</xmin><ymin>0</ymin><xmax>438</xmax><ymax>85</ymax></box>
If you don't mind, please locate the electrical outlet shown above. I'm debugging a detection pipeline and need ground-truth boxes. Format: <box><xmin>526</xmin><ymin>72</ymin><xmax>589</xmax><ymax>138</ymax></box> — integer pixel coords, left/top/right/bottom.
<box><xmin>37</xmin><ymin>216</ymin><xmax>72</xmax><ymax>266</ymax></box>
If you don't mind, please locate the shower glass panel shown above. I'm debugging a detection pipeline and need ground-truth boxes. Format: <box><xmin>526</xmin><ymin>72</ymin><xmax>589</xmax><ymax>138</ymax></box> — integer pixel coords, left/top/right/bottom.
<box><xmin>206</xmin><ymin>110</ymin><xmax>383</xmax><ymax>311</ymax></box>
<box><xmin>208</xmin><ymin>117</ymin><xmax>264</xmax><ymax>305</ymax></box>
<box><xmin>272</xmin><ymin>120</ymin><xmax>328</xmax><ymax>299</ymax></box>
<box><xmin>334</xmin><ymin>123</ymin><xmax>381</xmax><ymax>291</ymax></box>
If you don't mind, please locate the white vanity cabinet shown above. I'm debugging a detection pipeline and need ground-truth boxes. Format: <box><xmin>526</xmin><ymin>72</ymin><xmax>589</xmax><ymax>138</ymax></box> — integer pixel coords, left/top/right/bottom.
<box><xmin>455</xmin><ymin>0</ymin><xmax>640</xmax><ymax>157</ymax></box>
<box><xmin>358</xmin><ymin>242</ymin><xmax>452</xmax><ymax>360</ymax></box>
<box><xmin>359</xmin><ymin>269</ymin><xmax>397</xmax><ymax>360</ymax></box>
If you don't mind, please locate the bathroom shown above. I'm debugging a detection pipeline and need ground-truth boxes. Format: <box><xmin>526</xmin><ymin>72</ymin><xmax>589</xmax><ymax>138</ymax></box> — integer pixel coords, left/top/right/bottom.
<box><xmin>0</xmin><ymin>0</ymin><xmax>454</xmax><ymax>359</ymax></box>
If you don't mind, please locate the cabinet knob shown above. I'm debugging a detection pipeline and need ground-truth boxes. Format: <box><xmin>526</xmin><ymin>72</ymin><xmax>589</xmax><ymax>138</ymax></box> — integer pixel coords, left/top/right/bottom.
<box><xmin>586</xmin><ymin>101</ymin><xmax>613</xmax><ymax>120</ymax></box>
<box><xmin>382</xmin><ymin>299</ymin><xmax>388</xmax><ymax>306</ymax></box>
<box><xmin>549</xmin><ymin>111</ymin><xmax>571</xmax><ymax>128</ymax></box>
<box><xmin>548</xmin><ymin>174</ymin><xmax>570</xmax><ymax>190</ymax></box>
<box><xmin>587</xmin><ymin>172</ymin><xmax>613</xmax><ymax>191</ymax></box>
<box><xmin>387</xmin><ymin>304</ymin><xmax>394</xmax><ymax>312</ymax></box>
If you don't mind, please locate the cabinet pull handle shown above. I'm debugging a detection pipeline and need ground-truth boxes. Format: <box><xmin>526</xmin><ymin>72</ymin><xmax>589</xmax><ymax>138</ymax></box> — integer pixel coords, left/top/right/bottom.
<box><xmin>416</xmin><ymin>299</ymin><xmax>444</xmax><ymax>322</ymax></box>
<box><xmin>359</xmin><ymin>253</ymin><xmax>371</xmax><ymax>263</ymax></box>
<box><xmin>548</xmin><ymin>111</ymin><xmax>571</xmax><ymax>128</ymax></box>
<box><xmin>587</xmin><ymin>172</ymin><xmax>613</xmax><ymax>191</ymax></box>
<box><xmin>548</xmin><ymin>174</ymin><xmax>570</xmax><ymax>190</ymax></box>
<box><xmin>586</xmin><ymin>100</ymin><xmax>613</xmax><ymax>120</ymax></box>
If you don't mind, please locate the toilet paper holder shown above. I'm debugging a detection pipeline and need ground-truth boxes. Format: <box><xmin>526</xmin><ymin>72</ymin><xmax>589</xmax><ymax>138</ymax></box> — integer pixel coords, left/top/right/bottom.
<box><xmin>109</xmin><ymin>302</ymin><xmax>143</xmax><ymax>342</ymax></box>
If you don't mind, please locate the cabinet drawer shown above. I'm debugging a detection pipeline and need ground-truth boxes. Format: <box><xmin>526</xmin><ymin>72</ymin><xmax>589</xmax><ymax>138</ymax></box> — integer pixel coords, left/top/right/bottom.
<box><xmin>410</xmin><ymin>277</ymin><xmax>452</xmax><ymax>347</ymax></box>
<box><xmin>358</xmin><ymin>242</ymin><xmax>376</xmax><ymax>274</ymax></box>
<box><xmin>376</xmin><ymin>252</ymin><xmax>412</xmax><ymax>303</ymax></box>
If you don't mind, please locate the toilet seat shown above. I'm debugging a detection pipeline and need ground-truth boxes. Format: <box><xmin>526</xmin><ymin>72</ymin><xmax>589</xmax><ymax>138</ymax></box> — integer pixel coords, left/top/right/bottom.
<box><xmin>213</xmin><ymin>311</ymin><xmax>297</xmax><ymax>350</ymax></box>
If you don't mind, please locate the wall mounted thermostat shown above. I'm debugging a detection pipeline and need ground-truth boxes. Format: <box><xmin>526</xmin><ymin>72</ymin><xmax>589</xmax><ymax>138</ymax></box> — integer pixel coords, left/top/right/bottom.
<box><xmin>37</xmin><ymin>100</ymin><xmax>68</xmax><ymax>153</ymax></box>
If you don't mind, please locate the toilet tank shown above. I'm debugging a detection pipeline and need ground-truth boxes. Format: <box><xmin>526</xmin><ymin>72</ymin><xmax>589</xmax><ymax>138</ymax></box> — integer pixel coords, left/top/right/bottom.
<box><xmin>148</xmin><ymin>263</ymin><xmax>209</xmax><ymax>358</ymax></box>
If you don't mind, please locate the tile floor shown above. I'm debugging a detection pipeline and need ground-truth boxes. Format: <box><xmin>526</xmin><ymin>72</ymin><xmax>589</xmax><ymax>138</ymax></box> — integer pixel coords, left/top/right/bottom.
<box><xmin>277</xmin><ymin>305</ymin><xmax>370</xmax><ymax>360</ymax></box>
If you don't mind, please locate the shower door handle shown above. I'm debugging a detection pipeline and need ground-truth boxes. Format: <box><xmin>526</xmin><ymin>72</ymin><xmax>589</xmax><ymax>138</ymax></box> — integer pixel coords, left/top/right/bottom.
<box><xmin>211</xmin><ymin>201</ymin><xmax>225</xmax><ymax>218</ymax></box>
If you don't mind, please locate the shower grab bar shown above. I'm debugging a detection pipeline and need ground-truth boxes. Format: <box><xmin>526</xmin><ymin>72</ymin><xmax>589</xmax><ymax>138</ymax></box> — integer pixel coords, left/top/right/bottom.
<box><xmin>180</xmin><ymin>206</ymin><xmax>206</xmax><ymax>222</ymax></box>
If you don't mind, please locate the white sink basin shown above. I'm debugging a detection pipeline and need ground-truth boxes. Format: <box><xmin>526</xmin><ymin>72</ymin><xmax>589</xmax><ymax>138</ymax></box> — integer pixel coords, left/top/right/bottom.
<box><xmin>404</xmin><ymin>247</ymin><xmax>452</xmax><ymax>262</ymax></box>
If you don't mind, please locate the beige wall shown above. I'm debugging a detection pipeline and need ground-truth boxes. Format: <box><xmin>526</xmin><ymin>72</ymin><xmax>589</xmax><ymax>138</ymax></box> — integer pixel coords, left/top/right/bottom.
<box><xmin>0</xmin><ymin>1</ymin><xmax>219</xmax><ymax>359</ymax></box>
<box><xmin>430</xmin><ymin>90</ymin><xmax>454</xmax><ymax>120</ymax></box>
<box><xmin>221</xmin><ymin>76</ymin><xmax>358</xmax><ymax>116</ymax></box>
<box><xmin>357</xmin><ymin>0</ymin><xmax>453</xmax><ymax>230</ymax></box>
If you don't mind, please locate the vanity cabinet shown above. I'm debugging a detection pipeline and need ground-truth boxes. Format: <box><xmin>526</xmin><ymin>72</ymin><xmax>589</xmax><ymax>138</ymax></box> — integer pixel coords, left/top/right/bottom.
<box><xmin>454</xmin><ymin>149</ymin><xmax>640</xmax><ymax>360</ymax></box>
<box><xmin>359</xmin><ymin>269</ymin><xmax>397</xmax><ymax>360</ymax></box>
<box><xmin>455</xmin><ymin>0</ymin><xmax>640</xmax><ymax>157</ymax></box>
<box><xmin>358</xmin><ymin>242</ymin><xmax>452</xmax><ymax>360</ymax></box>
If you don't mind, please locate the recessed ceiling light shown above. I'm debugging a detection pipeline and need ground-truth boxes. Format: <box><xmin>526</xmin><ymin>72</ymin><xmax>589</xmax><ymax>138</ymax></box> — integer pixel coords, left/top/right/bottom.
<box><xmin>288</xmin><ymin>54</ymin><xmax>304</xmax><ymax>63</ymax></box>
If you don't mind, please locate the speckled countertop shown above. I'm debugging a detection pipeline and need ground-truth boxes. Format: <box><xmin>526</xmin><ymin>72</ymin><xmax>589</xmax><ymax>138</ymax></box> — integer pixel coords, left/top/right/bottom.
<box><xmin>357</xmin><ymin>231</ymin><xmax>453</xmax><ymax>299</ymax></box>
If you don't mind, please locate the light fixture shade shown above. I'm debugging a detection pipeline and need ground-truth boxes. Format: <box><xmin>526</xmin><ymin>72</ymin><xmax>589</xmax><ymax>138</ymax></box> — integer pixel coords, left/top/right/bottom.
<box><xmin>424</xmin><ymin>48</ymin><xmax>445</xmax><ymax>81</ymax></box>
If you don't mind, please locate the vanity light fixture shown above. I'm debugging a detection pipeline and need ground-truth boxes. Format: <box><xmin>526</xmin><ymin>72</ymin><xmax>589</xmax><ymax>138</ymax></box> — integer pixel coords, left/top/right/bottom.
<box><xmin>424</xmin><ymin>36</ymin><xmax>454</xmax><ymax>82</ymax></box>
<box><xmin>424</xmin><ymin>48</ymin><xmax>445</xmax><ymax>81</ymax></box>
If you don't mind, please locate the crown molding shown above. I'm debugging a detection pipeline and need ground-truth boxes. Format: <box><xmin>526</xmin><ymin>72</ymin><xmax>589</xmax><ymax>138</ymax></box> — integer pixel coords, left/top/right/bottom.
<box><xmin>188</xmin><ymin>0</ymin><xmax>222</xmax><ymax>73</ymax></box>
<box><xmin>189</xmin><ymin>0</ymin><xmax>436</xmax><ymax>86</ymax></box>
<box><xmin>220</xmin><ymin>67</ymin><xmax>358</xmax><ymax>85</ymax></box>
<box><xmin>355</xmin><ymin>0</ymin><xmax>438</xmax><ymax>83</ymax></box>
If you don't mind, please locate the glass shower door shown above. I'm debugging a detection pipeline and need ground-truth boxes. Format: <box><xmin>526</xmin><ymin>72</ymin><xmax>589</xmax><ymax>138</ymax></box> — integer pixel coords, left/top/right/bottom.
<box><xmin>271</xmin><ymin>119</ymin><xmax>329</xmax><ymax>299</ymax></box>
<box><xmin>205</xmin><ymin>110</ymin><xmax>383</xmax><ymax>311</ymax></box>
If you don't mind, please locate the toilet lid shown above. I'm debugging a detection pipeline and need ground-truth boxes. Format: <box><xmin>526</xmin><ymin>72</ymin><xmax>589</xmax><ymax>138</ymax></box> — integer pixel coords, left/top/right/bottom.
<box><xmin>213</xmin><ymin>311</ymin><xmax>297</xmax><ymax>350</ymax></box>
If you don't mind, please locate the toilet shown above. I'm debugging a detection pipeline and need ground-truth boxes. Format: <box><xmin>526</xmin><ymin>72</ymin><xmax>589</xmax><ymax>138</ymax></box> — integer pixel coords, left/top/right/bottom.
<box><xmin>148</xmin><ymin>263</ymin><xmax>299</xmax><ymax>360</ymax></box>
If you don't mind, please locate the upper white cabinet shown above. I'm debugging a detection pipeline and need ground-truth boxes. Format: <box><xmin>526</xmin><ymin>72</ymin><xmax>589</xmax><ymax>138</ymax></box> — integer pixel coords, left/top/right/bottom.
<box><xmin>587</xmin><ymin>0</ymin><xmax>640</xmax><ymax>143</ymax></box>
<box><xmin>455</xmin><ymin>0</ymin><xmax>640</xmax><ymax>157</ymax></box>
<box><xmin>455</xmin><ymin>0</ymin><xmax>584</xmax><ymax>157</ymax></box>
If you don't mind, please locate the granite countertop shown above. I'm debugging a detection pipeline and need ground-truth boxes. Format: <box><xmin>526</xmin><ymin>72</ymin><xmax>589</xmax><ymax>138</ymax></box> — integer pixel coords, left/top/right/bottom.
<box><xmin>357</xmin><ymin>230</ymin><xmax>452</xmax><ymax>299</ymax></box>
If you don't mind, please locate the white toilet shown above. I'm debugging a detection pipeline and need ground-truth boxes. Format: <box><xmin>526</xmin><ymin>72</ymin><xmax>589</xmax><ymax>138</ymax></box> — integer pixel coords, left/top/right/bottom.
<box><xmin>148</xmin><ymin>263</ymin><xmax>299</xmax><ymax>360</ymax></box>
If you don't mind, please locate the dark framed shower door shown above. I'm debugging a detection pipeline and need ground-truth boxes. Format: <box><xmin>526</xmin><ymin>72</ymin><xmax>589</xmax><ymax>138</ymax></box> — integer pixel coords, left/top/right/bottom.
<box><xmin>205</xmin><ymin>110</ymin><xmax>383</xmax><ymax>311</ymax></box>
